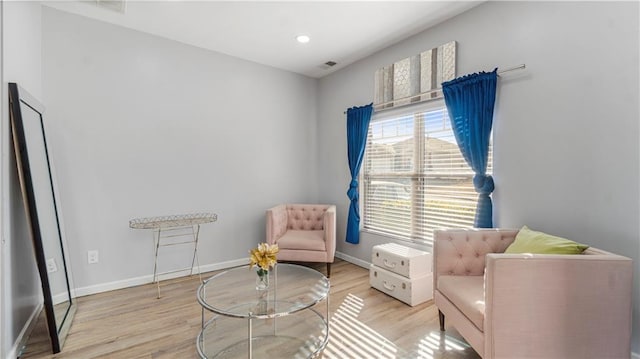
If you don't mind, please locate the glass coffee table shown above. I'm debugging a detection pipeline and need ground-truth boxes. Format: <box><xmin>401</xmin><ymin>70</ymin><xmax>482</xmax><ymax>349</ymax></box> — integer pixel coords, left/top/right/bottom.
<box><xmin>196</xmin><ymin>263</ymin><xmax>330</xmax><ymax>358</ymax></box>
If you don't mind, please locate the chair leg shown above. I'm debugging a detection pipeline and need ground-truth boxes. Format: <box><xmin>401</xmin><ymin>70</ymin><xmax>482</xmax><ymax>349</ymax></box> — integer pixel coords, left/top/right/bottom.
<box><xmin>438</xmin><ymin>310</ymin><xmax>445</xmax><ymax>331</ymax></box>
<box><xmin>326</xmin><ymin>263</ymin><xmax>331</xmax><ymax>278</ymax></box>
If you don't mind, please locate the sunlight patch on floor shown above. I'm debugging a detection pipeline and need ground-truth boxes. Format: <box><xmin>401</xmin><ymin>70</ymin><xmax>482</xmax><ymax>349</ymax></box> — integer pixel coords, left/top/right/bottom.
<box><xmin>323</xmin><ymin>293</ymin><xmax>401</xmax><ymax>358</ymax></box>
<box><xmin>414</xmin><ymin>331</ymin><xmax>471</xmax><ymax>358</ymax></box>
<box><xmin>323</xmin><ymin>293</ymin><xmax>474</xmax><ymax>358</ymax></box>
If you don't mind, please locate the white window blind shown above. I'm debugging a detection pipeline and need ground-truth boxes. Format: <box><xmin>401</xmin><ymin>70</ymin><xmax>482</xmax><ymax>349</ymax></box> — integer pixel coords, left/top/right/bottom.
<box><xmin>363</xmin><ymin>102</ymin><xmax>492</xmax><ymax>245</ymax></box>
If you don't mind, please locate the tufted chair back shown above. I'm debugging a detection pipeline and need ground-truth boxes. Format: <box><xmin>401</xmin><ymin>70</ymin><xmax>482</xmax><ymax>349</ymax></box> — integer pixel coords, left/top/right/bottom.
<box><xmin>433</xmin><ymin>228</ymin><xmax>518</xmax><ymax>279</ymax></box>
<box><xmin>285</xmin><ymin>204</ymin><xmax>327</xmax><ymax>231</ymax></box>
<box><xmin>269</xmin><ymin>204</ymin><xmax>330</xmax><ymax>241</ymax></box>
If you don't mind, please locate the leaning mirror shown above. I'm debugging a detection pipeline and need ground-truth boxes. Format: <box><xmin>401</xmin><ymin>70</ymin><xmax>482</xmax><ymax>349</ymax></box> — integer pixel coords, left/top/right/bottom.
<box><xmin>8</xmin><ymin>83</ymin><xmax>76</xmax><ymax>353</ymax></box>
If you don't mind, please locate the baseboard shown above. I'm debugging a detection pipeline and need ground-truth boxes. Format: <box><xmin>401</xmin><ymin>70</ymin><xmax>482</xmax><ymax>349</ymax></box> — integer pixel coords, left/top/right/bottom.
<box><xmin>73</xmin><ymin>258</ymin><xmax>247</xmax><ymax>298</ymax></box>
<box><xmin>10</xmin><ymin>302</ymin><xmax>43</xmax><ymax>359</ymax></box>
<box><xmin>74</xmin><ymin>253</ymin><xmax>368</xmax><ymax>298</ymax></box>
<box><xmin>52</xmin><ymin>291</ymin><xmax>72</xmax><ymax>305</ymax></box>
<box><xmin>335</xmin><ymin>251</ymin><xmax>370</xmax><ymax>269</ymax></box>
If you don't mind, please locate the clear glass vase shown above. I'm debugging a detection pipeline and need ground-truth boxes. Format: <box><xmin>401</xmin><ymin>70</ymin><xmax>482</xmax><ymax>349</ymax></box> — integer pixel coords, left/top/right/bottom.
<box><xmin>256</xmin><ymin>268</ymin><xmax>269</xmax><ymax>290</ymax></box>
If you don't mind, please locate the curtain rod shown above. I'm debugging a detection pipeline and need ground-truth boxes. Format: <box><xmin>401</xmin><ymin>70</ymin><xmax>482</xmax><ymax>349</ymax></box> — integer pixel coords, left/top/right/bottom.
<box><xmin>344</xmin><ymin>64</ymin><xmax>526</xmax><ymax>114</ymax></box>
<box><xmin>497</xmin><ymin>63</ymin><xmax>526</xmax><ymax>75</ymax></box>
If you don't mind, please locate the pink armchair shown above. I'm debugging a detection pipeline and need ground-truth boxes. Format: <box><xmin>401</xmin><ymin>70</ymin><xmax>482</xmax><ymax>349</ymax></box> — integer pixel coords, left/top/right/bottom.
<box><xmin>266</xmin><ymin>204</ymin><xmax>336</xmax><ymax>277</ymax></box>
<box><xmin>434</xmin><ymin>228</ymin><xmax>633</xmax><ymax>359</ymax></box>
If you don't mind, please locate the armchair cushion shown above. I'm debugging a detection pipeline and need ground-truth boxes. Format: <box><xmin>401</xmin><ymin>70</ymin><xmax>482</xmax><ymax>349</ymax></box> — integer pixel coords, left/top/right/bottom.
<box><xmin>505</xmin><ymin>226</ymin><xmax>589</xmax><ymax>254</ymax></box>
<box><xmin>438</xmin><ymin>275</ymin><xmax>485</xmax><ymax>330</ymax></box>
<box><xmin>276</xmin><ymin>230</ymin><xmax>326</xmax><ymax>251</ymax></box>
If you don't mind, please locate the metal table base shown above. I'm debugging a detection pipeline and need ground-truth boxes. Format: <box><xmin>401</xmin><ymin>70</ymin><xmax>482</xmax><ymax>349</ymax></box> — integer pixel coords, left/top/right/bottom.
<box><xmin>130</xmin><ymin>213</ymin><xmax>217</xmax><ymax>298</ymax></box>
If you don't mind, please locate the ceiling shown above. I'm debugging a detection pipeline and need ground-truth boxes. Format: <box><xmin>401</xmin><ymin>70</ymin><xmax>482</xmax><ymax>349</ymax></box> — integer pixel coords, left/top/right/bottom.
<box><xmin>42</xmin><ymin>1</ymin><xmax>482</xmax><ymax>78</ymax></box>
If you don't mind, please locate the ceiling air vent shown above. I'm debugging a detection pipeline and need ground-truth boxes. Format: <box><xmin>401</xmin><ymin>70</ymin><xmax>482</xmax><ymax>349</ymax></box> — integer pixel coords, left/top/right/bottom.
<box><xmin>319</xmin><ymin>61</ymin><xmax>338</xmax><ymax>70</ymax></box>
<box><xmin>91</xmin><ymin>0</ymin><xmax>126</xmax><ymax>14</ymax></box>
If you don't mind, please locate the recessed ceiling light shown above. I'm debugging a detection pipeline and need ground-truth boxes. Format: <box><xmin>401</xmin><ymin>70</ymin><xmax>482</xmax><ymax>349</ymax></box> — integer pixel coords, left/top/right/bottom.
<box><xmin>296</xmin><ymin>35</ymin><xmax>310</xmax><ymax>44</ymax></box>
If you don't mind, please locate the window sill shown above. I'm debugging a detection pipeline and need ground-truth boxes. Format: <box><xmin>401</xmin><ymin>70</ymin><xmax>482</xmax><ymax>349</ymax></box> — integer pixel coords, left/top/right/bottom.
<box><xmin>360</xmin><ymin>228</ymin><xmax>432</xmax><ymax>250</ymax></box>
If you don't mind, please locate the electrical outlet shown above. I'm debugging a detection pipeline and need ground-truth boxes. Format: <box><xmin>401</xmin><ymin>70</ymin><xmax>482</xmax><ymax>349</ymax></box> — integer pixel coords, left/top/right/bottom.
<box><xmin>46</xmin><ymin>258</ymin><xmax>58</xmax><ymax>273</ymax></box>
<box><xmin>88</xmin><ymin>250</ymin><xmax>99</xmax><ymax>264</ymax></box>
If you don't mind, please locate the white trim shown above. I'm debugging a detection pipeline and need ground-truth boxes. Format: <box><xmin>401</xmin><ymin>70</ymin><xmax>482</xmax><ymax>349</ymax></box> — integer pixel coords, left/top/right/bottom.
<box><xmin>73</xmin><ymin>258</ymin><xmax>247</xmax><ymax>298</ymax></box>
<box><xmin>632</xmin><ymin>351</ymin><xmax>639</xmax><ymax>359</ymax></box>
<box><xmin>335</xmin><ymin>251</ymin><xmax>370</xmax><ymax>269</ymax></box>
<box><xmin>8</xmin><ymin>302</ymin><xmax>43</xmax><ymax>359</ymax></box>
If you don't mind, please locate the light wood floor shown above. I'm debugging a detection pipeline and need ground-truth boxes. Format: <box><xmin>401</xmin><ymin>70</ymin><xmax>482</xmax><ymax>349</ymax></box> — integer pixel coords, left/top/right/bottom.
<box><xmin>20</xmin><ymin>259</ymin><xmax>480</xmax><ymax>359</ymax></box>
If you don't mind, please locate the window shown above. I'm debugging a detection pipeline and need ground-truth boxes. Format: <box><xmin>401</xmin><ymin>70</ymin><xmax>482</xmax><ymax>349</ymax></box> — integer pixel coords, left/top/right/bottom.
<box><xmin>363</xmin><ymin>101</ymin><xmax>492</xmax><ymax>246</ymax></box>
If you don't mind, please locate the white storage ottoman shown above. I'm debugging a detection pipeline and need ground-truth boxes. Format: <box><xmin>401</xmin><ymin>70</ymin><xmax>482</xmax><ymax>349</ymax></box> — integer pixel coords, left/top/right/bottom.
<box><xmin>369</xmin><ymin>265</ymin><xmax>432</xmax><ymax>306</ymax></box>
<box><xmin>372</xmin><ymin>243</ymin><xmax>432</xmax><ymax>277</ymax></box>
<box><xmin>369</xmin><ymin>243</ymin><xmax>433</xmax><ymax>306</ymax></box>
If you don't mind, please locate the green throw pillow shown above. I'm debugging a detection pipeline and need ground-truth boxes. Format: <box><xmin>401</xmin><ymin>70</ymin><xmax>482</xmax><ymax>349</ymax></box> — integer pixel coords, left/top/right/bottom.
<box><xmin>505</xmin><ymin>226</ymin><xmax>589</xmax><ymax>254</ymax></box>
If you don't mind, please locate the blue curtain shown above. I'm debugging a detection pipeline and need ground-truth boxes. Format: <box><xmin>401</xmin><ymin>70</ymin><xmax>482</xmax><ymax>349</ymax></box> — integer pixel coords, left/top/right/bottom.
<box><xmin>442</xmin><ymin>69</ymin><xmax>497</xmax><ymax>228</ymax></box>
<box><xmin>345</xmin><ymin>103</ymin><xmax>373</xmax><ymax>244</ymax></box>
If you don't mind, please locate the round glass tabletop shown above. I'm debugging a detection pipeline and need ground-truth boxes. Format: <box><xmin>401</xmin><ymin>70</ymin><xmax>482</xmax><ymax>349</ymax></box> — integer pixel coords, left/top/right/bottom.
<box><xmin>197</xmin><ymin>263</ymin><xmax>330</xmax><ymax>319</ymax></box>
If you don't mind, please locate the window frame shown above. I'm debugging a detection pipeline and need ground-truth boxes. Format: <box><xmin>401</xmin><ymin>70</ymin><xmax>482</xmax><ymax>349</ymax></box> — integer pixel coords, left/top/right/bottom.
<box><xmin>361</xmin><ymin>100</ymin><xmax>492</xmax><ymax>247</ymax></box>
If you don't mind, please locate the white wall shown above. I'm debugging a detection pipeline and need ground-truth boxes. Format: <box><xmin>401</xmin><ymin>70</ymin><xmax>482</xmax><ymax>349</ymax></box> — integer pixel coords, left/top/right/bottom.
<box><xmin>317</xmin><ymin>1</ymin><xmax>639</xmax><ymax>354</ymax></box>
<box><xmin>1</xmin><ymin>2</ymin><xmax>44</xmax><ymax>357</ymax></box>
<box><xmin>41</xmin><ymin>7</ymin><xmax>319</xmax><ymax>292</ymax></box>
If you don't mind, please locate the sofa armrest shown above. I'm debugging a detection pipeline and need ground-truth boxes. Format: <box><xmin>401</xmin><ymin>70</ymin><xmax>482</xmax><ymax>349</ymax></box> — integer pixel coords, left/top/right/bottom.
<box><xmin>433</xmin><ymin>229</ymin><xmax>519</xmax><ymax>289</ymax></box>
<box><xmin>323</xmin><ymin>205</ymin><xmax>337</xmax><ymax>262</ymax></box>
<box><xmin>266</xmin><ymin>204</ymin><xmax>288</xmax><ymax>244</ymax></box>
<box><xmin>484</xmin><ymin>252</ymin><xmax>633</xmax><ymax>359</ymax></box>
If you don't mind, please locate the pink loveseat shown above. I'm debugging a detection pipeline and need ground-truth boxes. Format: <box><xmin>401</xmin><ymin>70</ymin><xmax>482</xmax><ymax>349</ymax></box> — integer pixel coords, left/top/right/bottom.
<box><xmin>266</xmin><ymin>204</ymin><xmax>336</xmax><ymax>277</ymax></box>
<box><xmin>434</xmin><ymin>228</ymin><xmax>633</xmax><ymax>359</ymax></box>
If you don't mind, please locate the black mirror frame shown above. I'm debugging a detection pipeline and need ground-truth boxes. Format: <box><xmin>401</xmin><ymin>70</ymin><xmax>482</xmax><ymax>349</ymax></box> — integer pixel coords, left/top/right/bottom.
<box><xmin>8</xmin><ymin>82</ymin><xmax>75</xmax><ymax>354</ymax></box>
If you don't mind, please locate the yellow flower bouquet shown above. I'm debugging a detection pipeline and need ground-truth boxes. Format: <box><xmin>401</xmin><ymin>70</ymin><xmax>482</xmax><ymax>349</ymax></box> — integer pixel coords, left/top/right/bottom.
<box><xmin>249</xmin><ymin>243</ymin><xmax>279</xmax><ymax>290</ymax></box>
